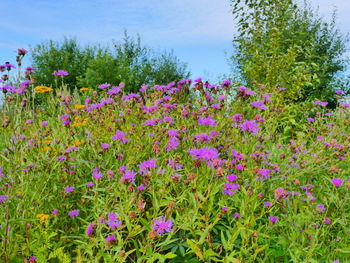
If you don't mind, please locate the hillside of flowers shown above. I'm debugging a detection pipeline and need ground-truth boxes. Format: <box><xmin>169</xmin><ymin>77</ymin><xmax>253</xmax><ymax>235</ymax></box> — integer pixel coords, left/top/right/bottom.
<box><xmin>1</xmin><ymin>56</ymin><xmax>350</xmax><ymax>262</ymax></box>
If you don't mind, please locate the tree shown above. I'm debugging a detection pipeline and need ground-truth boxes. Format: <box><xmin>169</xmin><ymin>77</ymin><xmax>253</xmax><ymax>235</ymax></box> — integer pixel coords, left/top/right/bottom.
<box><xmin>30</xmin><ymin>37</ymin><xmax>96</xmax><ymax>90</ymax></box>
<box><xmin>30</xmin><ymin>32</ymin><xmax>190</xmax><ymax>93</ymax></box>
<box><xmin>78</xmin><ymin>32</ymin><xmax>190</xmax><ymax>92</ymax></box>
<box><xmin>230</xmin><ymin>0</ymin><xmax>349</xmax><ymax>104</ymax></box>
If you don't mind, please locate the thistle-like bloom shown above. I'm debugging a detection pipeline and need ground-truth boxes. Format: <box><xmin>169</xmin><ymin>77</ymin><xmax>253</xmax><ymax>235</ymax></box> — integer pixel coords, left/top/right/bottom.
<box><xmin>324</xmin><ymin>218</ymin><xmax>331</xmax><ymax>225</ymax></box>
<box><xmin>138</xmin><ymin>158</ymin><xmax>157</xmax><ymax>174</ymax></box>
<box><xmin>317</xmin><ymin>204</ymin><xmax>325</xmax><ymax>213</ymax></box>
<box><xmin>112</xmin><ymin>131</ymin><xmax>129</xmax><ymax>144</ymax></box>
<box><xmin>101</xmin><ymin>143</ymin><xmax>110</xmax><ymax>149</ymax></box>
<box><xmin>227</xmin><ymin>174</ymin><xmax>237</xmax><ymax>182</ymax></box>
<box><xmin>331</xmin><ymin>178</ymin><xmax>343</xmax><ymax>187</ymax></box>
<box><xmin>107</xmin><ymin>86</ymin><xmax>121</xmax><ymax>95</ymax></box>
<box><xmin>188</xmin><ymin>147</ymin><xmax>220</xmax><ymax>164</ymax></box>
<box><xmin>198</xmin><ymin>116</ymin><xmax>217</xmax><ymax>127</ymax></box>
<box><xmin>18</xmin><ymin>48</ymin><xmax>28</xmax><ymax>56</ymax></box>
<box><xmin>152</xmin><ymin>216</ymin><xmax>174</xmax><ymax>234</ymax></box>
<box><xmin>68</xmin><ymin>210</ymin><xmax>79</xmax><ymax>217</ymax></box>
<box><xmin>52</xmin><ymin>70</ymin><xmax>68</xmax><ymax>76</ymax></box>
<box><xmin>238</xmin><ymin>120</ymin><xmax>260</xmax><ymax>135</ymax></box>
<box><xmin>86</xmin><ymin>223</ymin><xmax>96</xmax><ymax>237</ymax></box>
<box><xmin>105</xmin><ymin>213</ymin><xmax>122</xmax><ymax>229</ymax></box>
<box><xmin>223</xmin><ymin>183</ymin><xmax>240</xmax><ymax>196</ymax></box>
<box><xmin>120</xmin><ymin>170</ymin><xmax>136</xmax><ymax>183</ymax></box>
<box><xmin>269</xmin><ymin>216</ymin><xmax>278</xmax><ymax>224</ymax></box>
<box><xmin>0</xmin><ymin>195</ymin><xmax>8</xmax><ymax>203</ymax></box>
<box><xmin>251</xmin><ymin>100</ymin><xmax>267</xmax><ymax>110</ymax></box>
<box><xmin>106</xmin><ymin>234</ymin><xmax>116</xmax><ymax>243</ymax></box>
<box><xmin>64</xmin><ymin>186</ymin><xmax>74</xmax><ymax>193</ymax></box>
<box><xmin>167</xmin><ymin>137</ymin><xmax>180</xmax><ymax>151</ymax></box>
<box><xmin>98</xmin><ymin>83</ymin><xmax>111</xmax><ymax>89</ymax></box>
<box><xmin>92</xmin><ymin>168</ymin><xmax>103</xmax><ymax>179</ymax></box>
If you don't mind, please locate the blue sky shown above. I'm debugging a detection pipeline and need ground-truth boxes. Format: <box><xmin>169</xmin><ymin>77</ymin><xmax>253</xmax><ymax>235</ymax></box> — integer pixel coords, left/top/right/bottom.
<box><xmin>0</xmin><ymin>0</ymin><xmax>349</xmax><ymax>82</ymax></box>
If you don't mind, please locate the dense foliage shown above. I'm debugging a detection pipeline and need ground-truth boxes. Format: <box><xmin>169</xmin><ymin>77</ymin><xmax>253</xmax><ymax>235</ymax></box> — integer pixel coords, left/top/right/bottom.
<box><xmin>1</xmin><ymin>63</ymin><xmax>350</xmax><ymax>262</ymax></box>
<box><xmin>230</xmin><ymin>0</ymin><xmax>349</xmax><ymax>105</ymax></box>
<box><xmin>30</xmin><ymin>33</ymin><xmax>190</xmax><ymax>93</ymax></box>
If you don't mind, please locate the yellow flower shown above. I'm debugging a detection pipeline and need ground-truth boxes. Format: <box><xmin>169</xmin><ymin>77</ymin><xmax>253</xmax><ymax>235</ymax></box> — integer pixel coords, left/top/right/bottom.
<box><xmin>80</xmin><ymin>87</ymin><xmax>90</xmax><ymax>92</ymax></box>
<box><xmin>37</xmin><ymin>214</ymin><xmax>49</xmax><ymax>223</ymax></box>
<box><xmin>35</xmin><ymin>86</ymin><xmax>52</xmax><ymax>94</ymax></box>
<box><xmin>74</xmin><ymin>104</ymin><xmax>85</xmax><ymax>109</ymax></box>
<box><xmin>74</xmin><ymin>140</ymin><xmax>85</xmax><ymax>147</ymax></box>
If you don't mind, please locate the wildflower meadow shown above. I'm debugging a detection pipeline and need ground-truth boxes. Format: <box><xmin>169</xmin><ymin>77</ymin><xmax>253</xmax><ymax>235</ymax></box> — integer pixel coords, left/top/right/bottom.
<box><xmin>0</xmin><ymin>48</ymin><xmax>350</xmax><ymax>263</ymax></box>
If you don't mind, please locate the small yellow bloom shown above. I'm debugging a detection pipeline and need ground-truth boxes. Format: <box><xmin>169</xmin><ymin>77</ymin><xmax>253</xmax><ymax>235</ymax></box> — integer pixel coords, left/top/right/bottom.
<box><xmin>35</xmin><ymin>86</ymin><xmax>52</xmax><ymax>94</ymax></box>
<box><xmin>37</xmin><ymin>214</ymin><xmax>49</xmax><ymax>223</ymax></box>
<box><xmin>74</xmin><ymin>104</ymin><xmax>85</xmax><ymax>109</ymax></box>
<box><xmin>80</xmin><ymin>87</ymin><xmax>90</xmax><ymax>92</ymax></box>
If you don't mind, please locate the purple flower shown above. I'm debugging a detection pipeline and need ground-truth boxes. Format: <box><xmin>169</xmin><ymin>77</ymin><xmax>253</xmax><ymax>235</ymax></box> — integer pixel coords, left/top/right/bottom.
<box><xmin>137</xmin><ymin>184</ymin><xmax>145</xmax><ymax>191</ymax></box>
<box><xmin>232</xmin><ymin>114</ymin><xmax>243</xmax><ymax>123</ymax></box>
<box><xmin>324</xmin><ymin>218</ymin><xmax>331</xmax><ymax>225</ymax></box>
<box><xmin>120</xmin><ymin>170</ymin><xmax>136</xmax><ymax>183</ymax></box>
<box><xmin>101</xmin><ymin>143</ymin><xmax>110</xmax><ymax>149</ymax></box>
<box><xmin>306</xmin><ymin>118</ymin><xmax>315</xmax><ymax>122</ymax></box>
<box><xmin>86</xmin><ymin>223</ymin><xmax>96</xmax><ymax>237</ymax></box>
<box><xmin>0</xmin><ymin>195</ymin><xmax>9</xmax><ymax>203</ymax></box>
<box><xmin>167</xmin><ymin>137</ymin><xmax>180</xmax><ymax>151</ymax></box>
<box><xmin>105</xmin><ymin>213</ymin><xmax>122</xmax><ymax>229</ymax></box>
<box><xmin>64</xmin><ymin>186</ymin><xmax>75</xmax><ymax>193</ymax></box>
<box><xmin>227</xmin><ymin>174</ymin><xmax>237</xmax><ymax>182</ymax></box>
<box><xmin>221</xmin><ymin>80</ymin><xmax>231</xmax><ymax>87</ymax></box>
<box><xmin>42</xmin><ymin>121</ymin><xmax>48</xmax><ymax>128</ymax></box>
<box><xmin>28</xmin><ymin>256</ymin><xmax>37</xmax><ymax>262</ymax></box>
<box><xmin>68</xmin><ymin>210</ymin><xmax>79</xmax><ymax>217</ymax></box>
<box><xmin>86</xmin><ymin>182</ymin><xmax>95</xmax><ymax>188</ymax></box>
<box><xmin>26</xmin><ymin>66</ymin><xmax>36</xmax><ymax>72</ymax></box>
<box><xmin>98</xmin><ymin>83</ymin><xmax>111</xmax><ymax>89</ymax></box>
<box><xmin>52</xmin><ymin>209</ymin><xmax>58</xmax><ymax>215</ymax></box>
<box><xmin>331</xmin><ymin>178</ymin><xmax>343</xmax><ymax>187</ymax></box>
<box><xmin>336</xmin><ymin>90</ymin><xmax>343</xmax><ymax>94</ymax></box>
<box><xmin>168</xmin><ymin>129</ymin><xmax>179</xmax><ymax>137</ymax></box>
<box><xmin>313</xmin><ymin>101</ymin><xmax>328</xmax><ymax>107</ymax></box>
<box><xmin>138</xmin><ymin>158</ymin><xmax>157</xmax><ymax>174</ymax></box>
<box><xmin>92</xmin><ymin>168</ymin><xmax>103</xmax><ymax>180</ymax></box>
<box><xmin>251</xmin><ymin>100</ymin><xmax>267</xmax><ymax>110</ymax></box>
<box><xmin>143</xmin><ymin>119</ymin><xmax>157</xmax><ymax>126</ymax></box>
<box><xmin>238</xmin><ymin>120</ymin><xmax>260</xmax><ymax>135</ymax></box>
<box><xmin>223</xmin><ymin>183</ymin><xmax>240</xmax><ymax>196</ymax></box>
<box><xmin>18</xmin><ymin>48</ymin><xmax>28</xmax><ymax>56</ymax></box>
<box><xmin>57</xmin><ymin>156</ymin><xmax>67</xmax><ymax>162</ymax></box>
<box><xmin>233</xmin><ymin>212</ymin><xmax>241</xmax><ymax>219</ymax></box>
<box><xmin>269</xmin><ymin>216</ymin><xmax>278</xmax><ymax>224</ymax></box>
<box><xmin>317</xmin><ymin>204</ymin><xmax>325</xmax><ymax>213</ymax></box>
<box><xmin>188</xmin><ymin>147</ymin><xmax>220</xmax><ymax>164</ymax></box>
<box><xmin>106</xmin><ymin>234</ymin><xmax>116</xmax><ymax>243</ymax></box>
<box><xmin>152</xmin><ymin>216</ymin><xmax>174</xmax><ymax>234</ymax></box>
<box><xmin>112</xmin><ymin>131</ymin><xmax>129</xmax><ymax>144</ymax></box>
<box><xmin>52</xmin><ymin>70</ymin><xmax>68</xmax><ymax>76</ymax></box>
<box><xmin>263</xmin><ymin>201</ymin><xmax>271</xmax><ymax>207</ymax></box>
<box><xmin>198</xmin><ymin>116</ymin><xmax>217</xmax><ymax>127</ymax></box>
<box><xmin>107</xmin><ymin>86</ymin><xmax>121</xmax><ymax>95</ymax></box>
